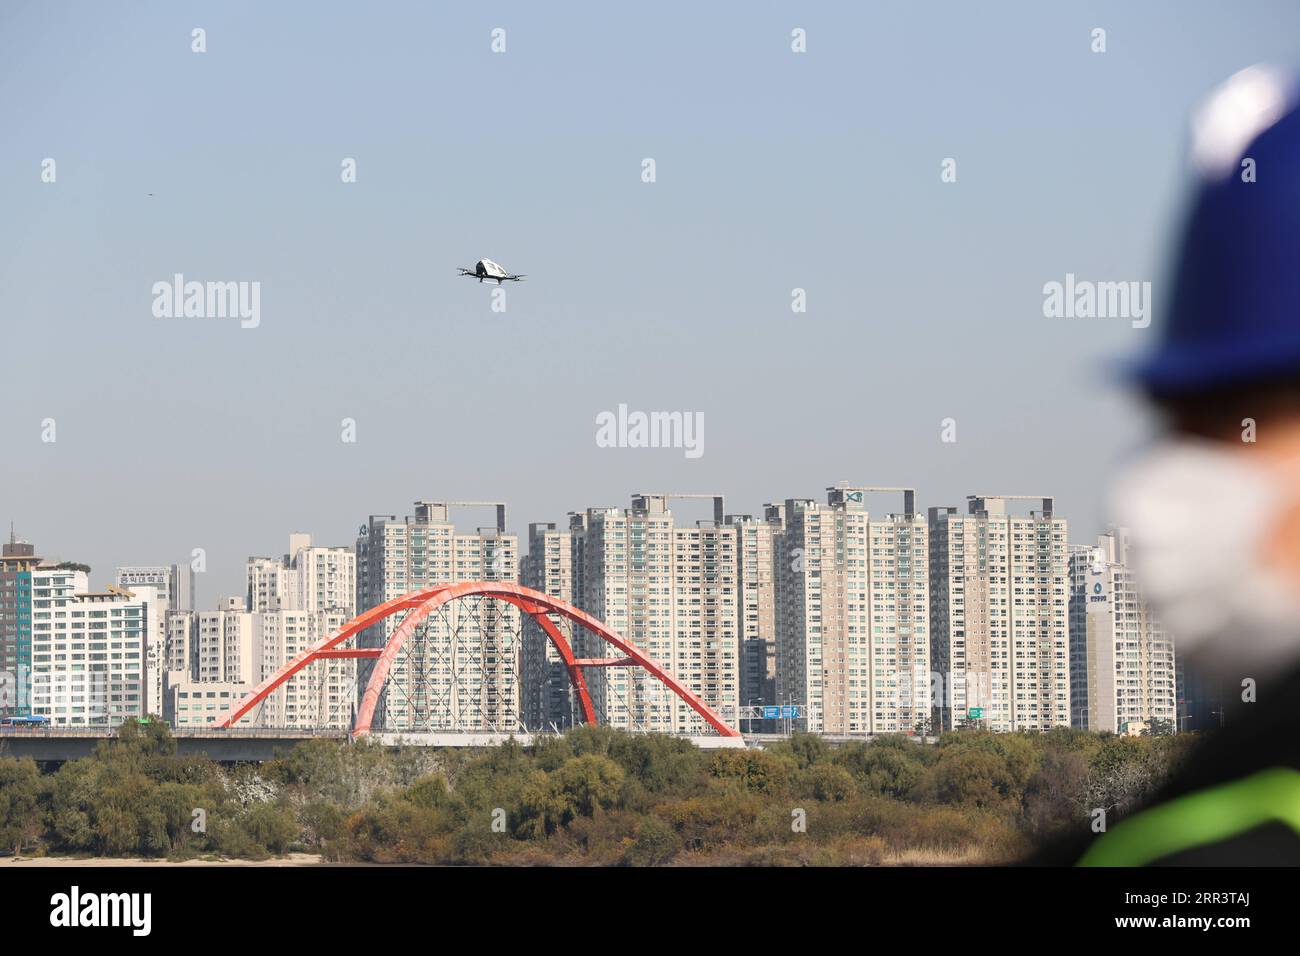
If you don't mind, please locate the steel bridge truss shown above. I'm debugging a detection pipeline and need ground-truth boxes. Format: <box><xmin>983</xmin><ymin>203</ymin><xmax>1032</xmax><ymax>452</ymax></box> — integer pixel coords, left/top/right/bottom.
<box><xmin>217</xmin><ymin>582</ymin><xmax>740</xmax><ymax>738</ymax></box>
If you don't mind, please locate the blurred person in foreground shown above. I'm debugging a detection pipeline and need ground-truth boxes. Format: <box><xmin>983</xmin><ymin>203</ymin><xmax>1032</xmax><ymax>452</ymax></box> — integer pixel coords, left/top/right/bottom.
<box><xmin>1037</xmin><ymin>66</ymin><xmax>1300</xmax><ymax>866</ymax></box>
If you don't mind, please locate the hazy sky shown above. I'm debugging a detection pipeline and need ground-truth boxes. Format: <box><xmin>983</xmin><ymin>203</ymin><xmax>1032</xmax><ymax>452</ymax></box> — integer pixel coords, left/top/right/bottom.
<box><xmin>2</xmin><ymin>1</ymin><xmax>1298</xmax><ymax>601</ymax></box>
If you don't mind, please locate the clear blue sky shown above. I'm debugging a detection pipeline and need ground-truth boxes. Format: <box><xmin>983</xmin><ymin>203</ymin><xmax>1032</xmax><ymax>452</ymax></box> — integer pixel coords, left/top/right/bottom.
<box><xmin>2</xmin><ymin>1</ymin><xmax>1298</xmax><ymax>601</ymax></box>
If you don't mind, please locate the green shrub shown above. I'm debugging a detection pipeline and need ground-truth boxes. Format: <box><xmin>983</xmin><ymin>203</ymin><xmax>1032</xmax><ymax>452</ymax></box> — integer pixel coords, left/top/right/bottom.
<box><xmin>623</xmin><ymin>815</ymin><xmax>681</xmax><ymax>866</ymax></box>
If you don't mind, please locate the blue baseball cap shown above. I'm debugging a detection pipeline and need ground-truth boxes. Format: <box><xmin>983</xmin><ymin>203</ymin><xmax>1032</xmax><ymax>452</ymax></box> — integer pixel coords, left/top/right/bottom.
<box><xmin>1132</xmin><ymin>66</ymin><xmax>1300</xmax><ymax>397</ymax></box>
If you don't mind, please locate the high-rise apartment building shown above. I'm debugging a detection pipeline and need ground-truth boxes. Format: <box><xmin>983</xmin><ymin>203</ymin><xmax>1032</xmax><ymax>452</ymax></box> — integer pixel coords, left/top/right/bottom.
<box><xmin>0</xmin><ymin>533</ymin><xmax>40</xmax><ymax>716</ymax></box>
<box><xmin>1069</xmin><ymin>529</ymin><xmax>1176</xmax><ymax>734</ymax></box>
<box><xmin>569</xmin><ymin>494</ymin><xmax>740</xmax><ymax>733</ymax></box>
<box><xmin>167</xmin><ymin>595</ymin><xmax>356</xmax><ymax>729</ymax></box>
<box><xmin>929</xmin><ymin>496</ymin><xmax>1070</xmax><ymax>732</ymax></box>
<box><xmin>727</xmin><ymin>505</ymin><xmax>784</xmax><ymax>717</ymax></box>
<box><xmin>117</xmin><ymin>563</ymin><xmax>196</xmax><ymax>718</ymax></box>
<box><xmin>116</xmin><ymin>564</ymin><xmax>194</xmax><ymax>613</ymax></box>
<box><xmin>247</xmin><ymin>533</ymin><xmax>354</xmax><ymax>614</ymax></box>
<box><xmin>520</xmin><ymin>521</ymin><xmax>576</xmax><ymax>730</ymax></box>
<box><xmin>774</xmin><ymin>487</ymin><xmax>929</xmax><ymax>736</ymax></box>
<box><xmin>166</xmin><ymin>595</ymin><xmax>254</xmax><ymax>726</ymax></box>
<box><xmin>246</xmin><ymin>557</ymin><xmax>293</xmax><ymax>614</ymax></box>
<box><xmin>355</xmin><ymin>501</ymin><xmax>519</xmax><ymax>731</ymax></box>
<box><xmin>249</xmin><ymin>608</ymin><xmax>354</xmax><ymax>728</ymax></box>
<box><xmin>168</xmin><ymin>595</ymin><xmax>255</xmax><ymax>684</ymax></box>
<box><xmin>29</xmin><ymin>567</ymin><xmax>160</xmax><ymax>726</ymax></box>
<box><xmin>165</xmin><ymin>535</ymin><xmax>358</xmax><ymax>729</ymax></box>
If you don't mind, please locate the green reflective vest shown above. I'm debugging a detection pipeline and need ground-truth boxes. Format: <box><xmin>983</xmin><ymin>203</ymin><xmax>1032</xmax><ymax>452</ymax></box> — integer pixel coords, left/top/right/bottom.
<box><xmin>1078</xmin><ymin>767</ymin><xmax>1300</xmax><ymax>866</ymax></box>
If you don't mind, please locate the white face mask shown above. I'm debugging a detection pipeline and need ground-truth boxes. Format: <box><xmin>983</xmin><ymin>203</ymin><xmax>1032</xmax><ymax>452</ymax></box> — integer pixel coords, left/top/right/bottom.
<box><xmin>1111</xmin><ymin>440</ymin><xmax>1300</xmax><ymax>677</ymax></box>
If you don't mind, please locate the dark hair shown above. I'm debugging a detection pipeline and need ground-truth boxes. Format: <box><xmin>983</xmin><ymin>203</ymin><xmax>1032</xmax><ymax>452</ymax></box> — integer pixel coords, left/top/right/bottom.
<box><xmin>1152</xmin><ymin>377</ymin><xmax>1300</xmax><ymax>441</ymax></box>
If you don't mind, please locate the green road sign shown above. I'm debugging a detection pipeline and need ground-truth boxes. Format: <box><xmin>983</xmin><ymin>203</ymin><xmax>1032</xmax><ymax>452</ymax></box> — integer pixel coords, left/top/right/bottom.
<box><xmin>967</xmin><ymin>707</ymin><xmax>984</xmax><ymax>719</ymax></box>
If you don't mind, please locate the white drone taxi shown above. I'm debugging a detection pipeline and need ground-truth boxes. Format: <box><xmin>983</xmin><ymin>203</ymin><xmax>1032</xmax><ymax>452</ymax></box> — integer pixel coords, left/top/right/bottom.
<box><xmin>458</xmin><ymin>258</ymin><xmax>527</xmax><ymax>284</ymax></box>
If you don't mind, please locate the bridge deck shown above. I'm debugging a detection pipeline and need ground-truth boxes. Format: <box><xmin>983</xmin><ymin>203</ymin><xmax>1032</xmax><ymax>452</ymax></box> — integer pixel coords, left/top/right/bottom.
<box><xmin>0</xmin><ymin>727</ymin><xmax>745</xmax><ymax>761</ymax></box>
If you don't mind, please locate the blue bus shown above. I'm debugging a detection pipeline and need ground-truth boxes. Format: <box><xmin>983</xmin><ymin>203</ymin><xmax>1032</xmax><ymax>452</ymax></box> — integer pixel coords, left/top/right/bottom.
<box><xmin>0</xmin><ymin>714</ymin><xmax>51</xmax><ymax>727</ymax></box>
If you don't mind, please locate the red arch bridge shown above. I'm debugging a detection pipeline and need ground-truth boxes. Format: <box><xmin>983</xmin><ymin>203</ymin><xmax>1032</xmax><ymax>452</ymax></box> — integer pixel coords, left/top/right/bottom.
<box><xmin>217</xmin><ymin>581</ymin><xmax>741</xmax><ymax>740</ymax></box>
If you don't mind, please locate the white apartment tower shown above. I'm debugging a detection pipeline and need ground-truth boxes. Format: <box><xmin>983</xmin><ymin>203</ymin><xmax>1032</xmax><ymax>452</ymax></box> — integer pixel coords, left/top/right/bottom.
<box><xmin>1069</xmin><ymin>529</ymin><xmax>1176</xmax><ymax>734</ymax></box>
<box><xmin>774</xmin><ymin>487</ymin><xmax>930</xmax><ymax>736</ymax></box>
<box><xmin>569</xmin><ymin>494</ymin><xmax>740</xmax><ymax>734</ymax></box>
<box><xmin>165</xmin><ymin>533</ymin><xmax>358</xmax><ymax>729</ymax></box>
<box><xmin>116</xmin><ymin>564</ymin><xmax>195</xmax><ymax>612</ymax></box>
<box><xmin>929</xmin><ymin>496</ymin><xmax>1070</xmax><ymax>732</ymax></box>
<box><xmin>116</xmin><ymin>563</ymin><xmax>195</xmax><ymax>716</ymax></box>
<box><xmin>166</xmin><ymin>596</ymin><xmax>254</xmax><ymax>684</ymax></box>
<box><xmin>520</xmin><ymin>521</ymin><xmax>576</xmax><ymax>730</ymax></box>
<box><xmin>30</xmin><ymin>567</ymin><xmax>161</xmax><ymax>726</ymax></box>
<box><xmin>251</xmin><ymin>609</ymin><xmax>354</xmax><ymax>728</ymax></box>
<box><xmin>246</xmin><ymin>557</ymin><xmax>292</xmax><ymax>613</ymax></box>
<box><xmin>354</xmin><ymin>501</ymin><xmax>520</xmax><ymax>731</ymax></box>
<box><xmin>164</xmin><ymin>596</ymin><xmax>255</xmax><ymax>726</ymax></box>
<box><xmin>167</xmin><ymin>601</ymin><xmax>357</xmax><ymax>730</ymax></box>
<box><xmin>726</xmin><ymin>505</ymin><xmax>784</xmax><ymax>714</ymax></box>
<box><xmin>247</xmin><ymin>533</ymin><xmax>355</xmax><ymax>614</ymax></box>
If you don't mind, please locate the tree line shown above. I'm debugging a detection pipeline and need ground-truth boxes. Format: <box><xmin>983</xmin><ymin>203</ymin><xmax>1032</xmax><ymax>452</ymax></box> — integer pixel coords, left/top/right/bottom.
<box><xmin>0</xmin><ymin>720</ymin><xmax>1194</xmax><ymax>865</ymax></box>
